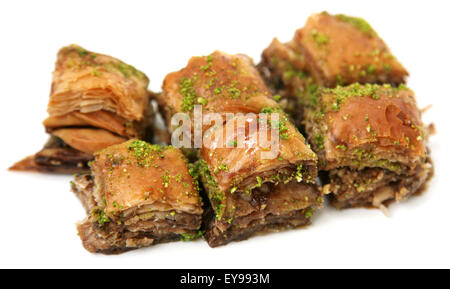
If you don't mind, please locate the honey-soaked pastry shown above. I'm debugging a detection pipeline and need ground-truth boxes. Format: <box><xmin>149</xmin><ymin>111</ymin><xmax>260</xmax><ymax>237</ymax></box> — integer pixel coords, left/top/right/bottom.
<box><xmin>72</xmin><ymin>140</ymin><xmax>203</xmax><ymax>254</ymax></box>
<box><xmin>303</xmin><ymin>83</ymin><xmax>433</xmax><ymax>209</ymax></box>
<box><xmin>258</xmin><ymin>12</ymin><xmax>408</xmax><ymax>123</ymax></box>
<box><xmin>161</xmin><ymin>51</ymin><xmax>322</xmax><ymax>247</ymax></box>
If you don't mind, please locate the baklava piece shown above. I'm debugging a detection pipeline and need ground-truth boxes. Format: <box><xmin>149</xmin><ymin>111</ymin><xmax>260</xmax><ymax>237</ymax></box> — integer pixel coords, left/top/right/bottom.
<box><xmin>258</xmin><ymin>12</ymin><xmax>408</xmax><ymax>121</ymax></box>
<box><xmin>197</xmin><ymin>114</ymin><xmax>321</xmax><ymax>247</ymax></box>
<box><xmin>160</xmin><ymin>51</ymin><xmax>278</xmax><ymax>134</ymax></box>
<box><xmin>10</xmin><ymin>45</ymin><xmax>153</xmax><ymax>173</ymax></box>
<box><xmin>72</xmin><ymin>140</ymin><xmax>203</xmax><ymax>254</ymax></box>
<box><xmin>161</xmin><ymin>51</ymin><xmax>322</xmax><ymax>247</ymax></box>
<box><xmin>304</xmin><ymin>83</ymin><xmax>433</xmax><ymax>209</ymax></box>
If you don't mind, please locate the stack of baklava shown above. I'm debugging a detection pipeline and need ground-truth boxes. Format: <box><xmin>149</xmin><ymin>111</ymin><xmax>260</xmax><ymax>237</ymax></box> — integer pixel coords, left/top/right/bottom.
<box><xmin>160</xmin><ymin>51</ymin><xmax>322</xmax><ymax>247</ymax></box>
<box><xmin>10</xmin><ymin>45</ymin><xmax>153</xmax><ymax>173</ymax></box>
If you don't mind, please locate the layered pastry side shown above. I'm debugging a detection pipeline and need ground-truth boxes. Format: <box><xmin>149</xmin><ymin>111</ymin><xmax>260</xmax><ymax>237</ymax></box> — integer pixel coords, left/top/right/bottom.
<box><xmin>72</xmin><ymin>139</ymin><xmax>203</xmax><ymax>254</ymax></box>
<box><xmin>303</xmin><ymin>83</ymin><xmax>433</xmax><ymax>209</ymax></box>
<box><xmin>10</xmin><ymin>45</ymin><xmax>153</xmax><ymax>173</ymax></box>
<box><xmin>161</xmin><ymin>51</ymin><xmax>322</xmax><ymax>247</ymax></box>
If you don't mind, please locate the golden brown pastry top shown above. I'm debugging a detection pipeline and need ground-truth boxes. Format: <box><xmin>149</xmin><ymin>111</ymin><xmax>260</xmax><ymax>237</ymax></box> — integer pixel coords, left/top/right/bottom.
<box><xmin>90</xmin><ymin>140</ymin><xmax>202</xmax><ymax>216</ymax></box>
<box><xmin>47</xmin><ymin>44</ymin><xmax>149</xmax><ymax>121</ymax></box>
<box><xmin>304</xmin><ymin>83</ymin><xmax>426</xmax><ymax>170</ymax></box>
<box><xmin>200</xmin><ymin>112</ymin><xmax>317</xmax><ymax>194</ymax></box>
<box><xmin>161</xmin><ymin>51</ymin><xmax>278</xmax><ymax>126</ymax></box>
<box><xmin>293</xmin><ymin>12</ymin><xmax>408</xmax><ymax>87</ymax></box>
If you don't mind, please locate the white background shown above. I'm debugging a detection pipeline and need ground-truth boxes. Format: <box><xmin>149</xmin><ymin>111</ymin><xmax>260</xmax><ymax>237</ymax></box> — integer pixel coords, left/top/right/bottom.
<box><xmin>0</xmin><ymin>0</ymin><xmax>448</xmax><ymax>269</ymax></box>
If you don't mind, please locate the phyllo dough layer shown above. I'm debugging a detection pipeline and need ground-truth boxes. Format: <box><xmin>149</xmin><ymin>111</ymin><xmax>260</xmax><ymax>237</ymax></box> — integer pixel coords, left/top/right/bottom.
<box><xmin>303</xmin><ymin>83</ymin><xmax>433</xmax><ymax>209</ymax></box>
<box><xmin>10</xmin><ymin>45</ymin><xmax>153</xmax><ymax>173</ymax></box>
<box><xmin>72</xmin><ymin>140</ymin><xmax>203</xmax><ymax>254</ymax></box>
<box><xmin>47</xmin><ymin>44</ymin><xmax>149</xmax><ymax>123</ymax></box>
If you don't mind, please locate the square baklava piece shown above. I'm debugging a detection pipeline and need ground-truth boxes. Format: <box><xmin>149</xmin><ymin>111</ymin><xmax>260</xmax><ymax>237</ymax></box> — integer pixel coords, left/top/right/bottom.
<box><xmin>72</xmin><ymin>140</ymin><xmax>203</xmax><ymax>253</ymax></box>
<box><xmin>304</xmin><ymin>83</ymin><xmax>433</xmax><ymax>209</ymax></box>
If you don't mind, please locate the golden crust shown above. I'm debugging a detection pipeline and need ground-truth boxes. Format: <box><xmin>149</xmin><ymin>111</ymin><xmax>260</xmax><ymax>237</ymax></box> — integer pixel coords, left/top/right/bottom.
<box><xmin>90</xmin><ymin>140</ymin><xmax>202</xmax><ymax>216</ymax></box>
<box><xmin>293</xmin><ymin>12</ymin><xmax>408</xmax><ymax>86</ymax></box>
<box><xmin>200</xmin><ymin>114</ymin><xmax>317</xmax><ymax>193</ymax></box>
<box><xmin>304</xmin><ymin>84</ymin><xmax>426</xmax><ymax>170</ymax></box>
<box><xmin>326</xmin><ymin>91</ymin><xmax>424</xmax><ymax>156</ymax></box>
<box><xmin>161</xmin><ymin>51</ymin><xmax>278</xmax><ymax>133</ymax></box>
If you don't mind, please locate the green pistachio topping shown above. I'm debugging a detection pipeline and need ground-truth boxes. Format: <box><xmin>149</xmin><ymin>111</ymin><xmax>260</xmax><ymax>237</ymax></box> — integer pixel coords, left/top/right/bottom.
<box><xmin>335</xmin><ymin>14</ymin><xmax>376</xmax><ymax>37</ymax></box>
<box><xmin>179</xmin><ymin>77</ymin><xmax>197</xmax><ymax>112</ymax></box>
<box><xmin>311</xmin><ymin>29</ymin><xmax>329</xmax><ymax>45</ymax></box>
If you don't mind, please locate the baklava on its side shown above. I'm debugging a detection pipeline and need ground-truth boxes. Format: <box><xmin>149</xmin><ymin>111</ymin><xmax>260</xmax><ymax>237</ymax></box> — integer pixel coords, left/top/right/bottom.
<box><xmin>10</xmin><ymin>45</ymin><xmax>153</xmax><ymax>173</ymax></box>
